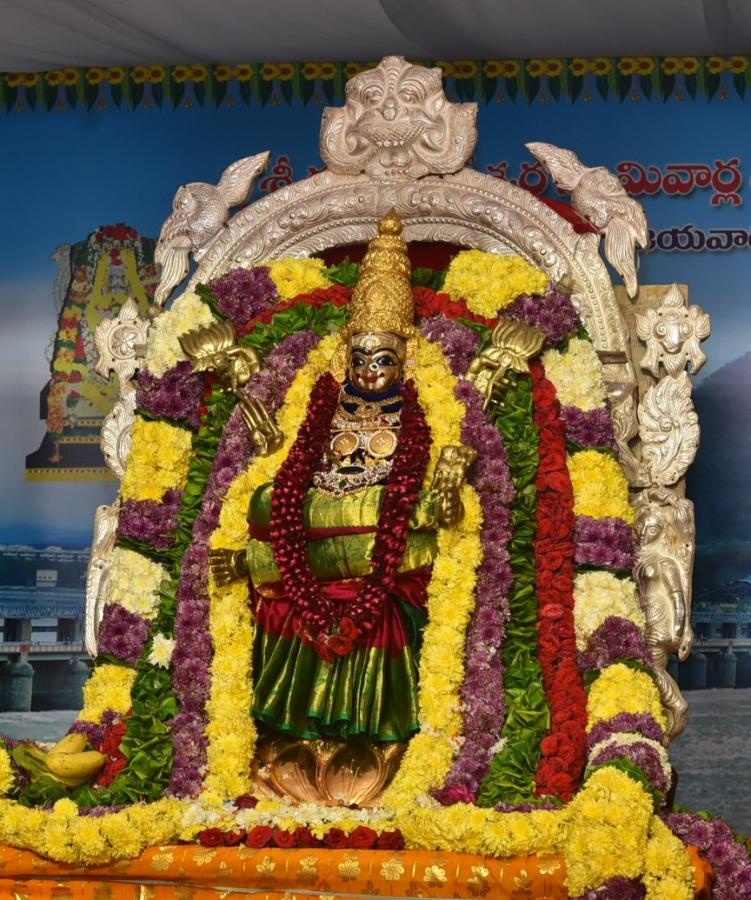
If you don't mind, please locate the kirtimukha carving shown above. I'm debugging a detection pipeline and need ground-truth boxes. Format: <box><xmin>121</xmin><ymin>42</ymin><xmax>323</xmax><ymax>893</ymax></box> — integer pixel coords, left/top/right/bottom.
<box><xmin>527</xmin><ymin>142</ymin><xmax>648</xmax><ymax>299</ymax></box>
<box><xmin>637</xmin><ymin>283</ymin><xmax>710</xmax><ymax>377</ymax></box>
<box><xmin>321</xmin><ymin>55</ymin><xmax>477</xmax><ymax>179</ymax></box>
<box><xmin>633</xmin><ymin>487</ymin><xmax>696</xmax><ymax>739</ymax></box>
<box><xmin>154</xmin><ymin>151</ymin><xmax>270</xmax><ymax>309</ymax></box>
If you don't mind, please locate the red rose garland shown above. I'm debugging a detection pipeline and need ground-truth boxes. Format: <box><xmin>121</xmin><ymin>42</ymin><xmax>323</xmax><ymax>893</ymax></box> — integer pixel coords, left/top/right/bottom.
<box><xmin>530</xmin><ymin>359</ymin><xmax>588</xmax><ymax>801</ymax></box>
<box><xmin>269</xmin><ymin>372</ymin><xmax>431</xmax><ymax>660</ymax></box>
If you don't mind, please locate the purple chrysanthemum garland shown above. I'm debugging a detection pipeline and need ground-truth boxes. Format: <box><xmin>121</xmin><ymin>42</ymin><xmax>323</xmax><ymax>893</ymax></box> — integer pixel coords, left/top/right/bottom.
<box><xmin>169</xmin><ymin>329</ymin><xmax>320</xmax><ymax>797</ymax></box>
<box><xmin>560</xmin><ymin>406</ymin><xmax>618</xmax><ymax>451</ymax></box>
<box><xmin>97</xmin><ymin>604</ymin><xmax>152</xmax><ymax>665</ymax></box>
<box><xmin>136</xmin><ymin>360</ymin><xmax>204</xmax><ymax>428</ymax></box>
<box><xmin>578</xmin><ymin>617</ymin><xmax>654</xmax><ymax>673</ymax></box>
<box><xmin>589</xmin><ymin>739</ymin><xmax>671</xmax><ymax>794</ymax></box>
<box><xmin>117</xmin><ymin>489</ymin><xmax>183</xmax><ymax>549</ymax></box>
<box><xmin>574</xmin><ymin>516</ymin><xmax>635</xmax><ymax>570</ymax></box>
<box><xmin>210</xmin><ymin>267</ymin><xmax>278</xmax><ymax>325</ymax></box>
<box><xmin>418</xmin><ymin>316</ymin><xmax>516</xmax><ymax>803</ymax></box>
<box><xmin>504</xmin><ymin>284</ymin><xmax>581</xmax><ymax>347</ymax></box>
<box><xmin>587</xmin><ymin>712</ymin><xmax>665</xmax><ymax>749</ymax></box>
<box><xmin>435</xmin><ymin>378</ymin><xmax>515</xmax><ymax>803</ymax></box>
<box><xmin>664</xmin><ymin>811</ymin><xmax>751</xmax><ymax>899</ymax></box>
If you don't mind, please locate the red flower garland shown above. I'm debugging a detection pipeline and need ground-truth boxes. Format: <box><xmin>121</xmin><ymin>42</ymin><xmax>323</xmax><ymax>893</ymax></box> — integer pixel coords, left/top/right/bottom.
<box><xmin>269</xmin><ymin>373</ymin><xmax>431</xmax><ymax>660</ymax></box>
<box><xmin>530</xmin><ymin>359</ymin><xmax>588</xmax><ymax>801</ymax></box>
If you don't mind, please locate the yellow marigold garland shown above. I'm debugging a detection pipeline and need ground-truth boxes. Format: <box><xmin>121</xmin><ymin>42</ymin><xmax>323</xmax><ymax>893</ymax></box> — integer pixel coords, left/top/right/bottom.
<box><xmin>542</xmin><ymin>338</ymin><xmax>607</xmax><ymax>410</ymax></box>
<box><xmin>0</xmin><ymin>797</ymin><xmax>183</xmax><ymax>866</ymax></box>
<box><xmin>145</xmin><ymin>291</ymin><xmax>216</xmax><ymax>377</ymax></box>
<box><xmin>0</xmin><ymin>746</ymin><xmax>14</xmax><ymax>796</ymax></box>
<box><xmin>573</xmin><ymin>571</ymin><xmax>644</xmax><ymax>650</ymax></box>
<box><xmin>266</xmin><ymin>257</ymin><xmax>331</xmax><ymax>300</ymax></box>
<box><xmin>79</xmin><ymin>664</ymin><xmax>137</xmax><ymax>724</ymax></box>
<box><xmin>107</xmin><ymin>547</ymin><xmax>167</xmax><ymax>617</ymax></box>
<box><xmin>587</xmin><ymin>664</ymin><xmax>668</xmax><ymax>733</ymax></box>
<box><xmin>564</xmin><ymin>766</ymin><xmax>654</xmax><ymax>895</ymax></box>
<box><xmin>569</xmin><ymin>449</ymin><xmax>635</xmax><ymax>524</ymax></box>
<box><xmin>120</xmin><ymin>418</ymin><xmax>193</xmax><ymax>502</ymax></box>
<box><xmin>643</xmin><ymin>815</ymin><xmax>695</xmax><ymax>899</ymax></box>
<box><xmin>442</xmin><ymin>250</ymin><xmax>548</xmax><ymax>318</ymax></box>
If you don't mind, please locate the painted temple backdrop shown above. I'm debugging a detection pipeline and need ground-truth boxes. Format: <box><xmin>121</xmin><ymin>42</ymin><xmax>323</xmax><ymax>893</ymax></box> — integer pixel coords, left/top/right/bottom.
<box><xmin>1</xmin><ymin>57</ymin><xmax>751</xmax><ymax>706</ymax></box>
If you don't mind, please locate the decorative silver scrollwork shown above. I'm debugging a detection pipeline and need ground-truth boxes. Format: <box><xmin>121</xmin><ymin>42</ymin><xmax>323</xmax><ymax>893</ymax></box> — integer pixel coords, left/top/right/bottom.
<box><xmin>638</xmin><ymin>372</ymin><xmax>700</xmax><ymax>487</ymax></box>
<box><xmin>84</xmin><ymin>503</ymin><xmax>120</xmax><ymax>657</ymax></box>
<box><xmin>320</xmin><ymin>56</ymin><xmax>477</xmax><ymax>179</ymax></box>
<box><xmin>154</xmin><ymin>151</ymin><xmax>270</xmax><ymax>309</ymax></box>
<box><xmin>637</xmin><ymin>283</ymin><xmax>711</xmax><ymax>377</ymax></box>
<box><xmin>100</xmin><ymin>390</ymin><xmax>137</xmax><ymax>479</ymax></box>
<box><xmin>527</xmin><ymin>142</ymin><xmax>648</xmax><ymax>299</ymax></box>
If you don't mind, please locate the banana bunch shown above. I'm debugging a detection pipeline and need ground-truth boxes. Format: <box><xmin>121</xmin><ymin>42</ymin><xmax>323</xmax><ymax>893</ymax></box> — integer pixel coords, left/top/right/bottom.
<box><xmin>17</xmin><ymin>733</ymin><xmax>106</xmax><ymax>789</ymax></box>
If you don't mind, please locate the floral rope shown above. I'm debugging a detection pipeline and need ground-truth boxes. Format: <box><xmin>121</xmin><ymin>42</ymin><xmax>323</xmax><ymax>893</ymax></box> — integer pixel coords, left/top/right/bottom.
<box><xmin>477</xmin><ymin>372</ymin><xmax>549</xmax><ymax>807</ymax></box>
<box><xmin>530</xmin><ymin>359</ymin><xmax>587</xmax><ymax>802</ymax></box>
<box><xmin>435</xmin><ymin>379</ymin><xmax>514</xmax><ymax>802</ymax></box>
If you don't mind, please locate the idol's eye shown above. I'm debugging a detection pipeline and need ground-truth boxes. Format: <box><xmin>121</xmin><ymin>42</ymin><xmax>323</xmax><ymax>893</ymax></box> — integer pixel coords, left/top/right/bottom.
<box><xmin>376</xmin><ymin>354</ymin><xmax>397</xmax><ymax>367</ymax></box>
<box><xmin>351</xmin><ymin>354</ymin><xmax>367</xmax><ymax>368</ymax></box>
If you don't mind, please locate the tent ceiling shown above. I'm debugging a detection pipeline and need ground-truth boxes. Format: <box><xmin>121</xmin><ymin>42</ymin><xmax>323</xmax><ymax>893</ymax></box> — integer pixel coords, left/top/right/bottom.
<box><xmin>2</xmin><ymin>0</ymin><xmax>751</xmax><ymax>72</ymax></box>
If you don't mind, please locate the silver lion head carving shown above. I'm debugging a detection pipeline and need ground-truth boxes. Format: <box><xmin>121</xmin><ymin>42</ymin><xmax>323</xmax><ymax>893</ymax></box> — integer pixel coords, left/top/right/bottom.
<box><xmin>320</xmin><ymin>56</ymin><xmax>477</xmax><ymax>179</ymax></box>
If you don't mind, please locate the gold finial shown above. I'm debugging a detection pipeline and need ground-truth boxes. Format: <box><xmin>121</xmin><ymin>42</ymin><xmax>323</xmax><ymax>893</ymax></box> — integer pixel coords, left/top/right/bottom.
<box><xmin>347</xmin><ymin>209</ymin><xmax>415</xmax><ymax>339</ymax></box>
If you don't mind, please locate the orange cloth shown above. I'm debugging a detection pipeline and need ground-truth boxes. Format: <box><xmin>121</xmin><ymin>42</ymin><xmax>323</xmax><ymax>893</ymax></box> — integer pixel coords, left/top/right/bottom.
<box><xmin>0</xmin><ymin>844</ymin><xmax>713</xmax><ymax>899</ymax></box>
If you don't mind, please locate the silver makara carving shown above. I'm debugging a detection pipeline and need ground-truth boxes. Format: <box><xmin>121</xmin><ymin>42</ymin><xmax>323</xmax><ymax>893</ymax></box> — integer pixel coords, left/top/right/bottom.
<box><xmin>527</xmin><ymin>142</ymin><xmax>648</xmax><ymax>299</ymax></box>
<box><xmin>94</xmin><ymin>298</ymin><xmax>150</xmax><ymax>387</ymax></box>
<box><xmin>633</xmin><ymin>487</ymin><xmax>695</xmax><ymax>741</ymax></box>
<box><xmin>85</xmin><ymin>503</ymin><xmax>120</xmax><ymax>657</ymax></box>
<box><xmin>638</xmin><ymin>372</ymin><xmax>700</xmax><ymax>486</ymax></box>
<box><xmin>320</xmin><ymin>55</ymin><xmax>477</xmax><ymax>179</ymax></box>
<box><xmin>154</xmin><ymin>151</ymin><xmax>270</xmax><ymax>309</ymax></box>
<box><xmin>637</xmin><ymin>284</ymin><xmax>711</xmax><ymax>377</ymax></box>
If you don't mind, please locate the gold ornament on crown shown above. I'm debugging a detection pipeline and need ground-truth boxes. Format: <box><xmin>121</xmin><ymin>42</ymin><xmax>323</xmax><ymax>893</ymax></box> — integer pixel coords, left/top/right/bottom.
<box><xmin>332</xmin><ymin>209</ymin><xmax>417</xmax><ymax>380</ymax></box>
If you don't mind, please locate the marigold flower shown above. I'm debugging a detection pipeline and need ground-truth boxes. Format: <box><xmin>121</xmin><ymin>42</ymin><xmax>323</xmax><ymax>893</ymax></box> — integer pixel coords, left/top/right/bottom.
<box><xmin>260</xmin><ymin>63</ymin><xmax>279</xmax><ymax>81</ymax></box>
<box><xmin>107</xmin><ymin>66</ymin><xmax>125</xmax><ymax>85</ymax></box>
<box><xmin>729</xmin><ymin>55</ymin><xmax>748</xmax><ymax>73</ymax></box>
<box><xmin>215</xmin><ymin>64</ymin><xmax>234</xmax><ymax>82</ymax></box>
<box><xmin>592</xmin><ymin>57</ymin><xmax>611</xmax><ymax>75</ymax></box>
<box><xmin>637</xmin><ymin>57</ymin><xmax>655</xmax><ymax>75</ymax></box>
<box><xmin>569</xmin><ymin>58</ymin><xmax>590</xmax><ymax>77</ymax></box>
<box><xmin>681</xmin><ymin>56</ymin><xmax>699</xmax><ymax>75</ymax></box>
<box><xmin>527</xmin><ymin>59</ymin><xmax>545</xmax><ymax>77</ymax></box>
<box><xmin>453</xmin><ymin>60</ymin><xmax>478</xmax><ymax>79</ymax></box>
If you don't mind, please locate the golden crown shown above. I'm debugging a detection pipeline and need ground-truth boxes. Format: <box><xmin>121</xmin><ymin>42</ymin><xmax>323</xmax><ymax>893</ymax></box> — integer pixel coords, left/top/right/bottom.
<box><xmin>347</xmin><ymin>209</ymin><xmax>415</xmax><ymax>339</ymax></box>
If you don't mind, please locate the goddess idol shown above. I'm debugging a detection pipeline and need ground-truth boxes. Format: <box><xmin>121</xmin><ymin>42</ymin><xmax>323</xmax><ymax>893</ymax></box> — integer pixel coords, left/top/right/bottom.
<box><xmin>209</xmin><ymin>210</ymin><xmax>477</xmax><ymax>748</ymax></box>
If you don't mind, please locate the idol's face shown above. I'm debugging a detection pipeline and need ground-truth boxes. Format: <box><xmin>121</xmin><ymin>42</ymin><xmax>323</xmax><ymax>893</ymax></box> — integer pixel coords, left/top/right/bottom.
<box><xmin>348</xmin><ymin>343</ymin><xmax>403</xmax><ymax>394</ymax></box>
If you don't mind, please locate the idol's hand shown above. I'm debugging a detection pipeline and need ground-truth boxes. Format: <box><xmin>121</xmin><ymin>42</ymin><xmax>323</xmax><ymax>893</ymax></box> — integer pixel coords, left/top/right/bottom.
<box><xmin>238</xmin><ymin>396</ymin><xmax>284</xmax><ymax>456</ymax></box>
<box><xmin>431</xmin><ymin>445</ymin><xmax>478</xmax><ymax>527</ymax></box>
<box><xmin>209</xmin><ymin>548</ymin><xmax>249</xmax><ymax>586</ymax></box>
